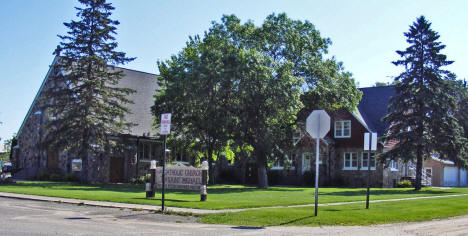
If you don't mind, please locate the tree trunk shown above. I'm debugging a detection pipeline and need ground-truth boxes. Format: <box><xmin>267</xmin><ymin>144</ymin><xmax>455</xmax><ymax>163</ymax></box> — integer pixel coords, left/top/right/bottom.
<box><xmin>256</xmin><ymin>150</ymin><xmax>268</xmax><ymax>188</ymax></box>
<box><xmin>414</xmin><ymin>146</ymin><xmax>423</xmax><ymax>191</ymax></box>
<box><xmin>207</xmin><ymin>146</ymin><xmax>214</xmax><ymax>185</ymax></box>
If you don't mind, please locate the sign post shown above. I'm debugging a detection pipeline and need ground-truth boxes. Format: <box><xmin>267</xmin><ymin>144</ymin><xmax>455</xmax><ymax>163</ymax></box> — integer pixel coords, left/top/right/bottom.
<box><xmin>364</xmin><ymin>132</ymin><xmax>377</xmax><ymax>209</ymax></box>
<box><xmin>306</xmin><ymin>110</ymin><xmax>330</xmax><ymax>216</ymax></box>
<box><xmin>160</xmin><ymin>113</ymin><xmax>171</xmax><ymax>211</ymax></box>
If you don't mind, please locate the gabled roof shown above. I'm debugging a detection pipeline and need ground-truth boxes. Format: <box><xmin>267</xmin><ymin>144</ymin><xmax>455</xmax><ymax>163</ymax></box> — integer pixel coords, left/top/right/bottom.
<box><xmin>18</xmin><ymin>57</ymin><xmax>160</xmax><ymax>138</ymax></box>
<box><xmin>115</xmin><ymin>68</ymin><xmax>159</xmax><ymax>137</ymax></box>
<box><xmin>357</xmin><ymin>85</ymin><xmax>395</xmax><ymax>137</ymax></box>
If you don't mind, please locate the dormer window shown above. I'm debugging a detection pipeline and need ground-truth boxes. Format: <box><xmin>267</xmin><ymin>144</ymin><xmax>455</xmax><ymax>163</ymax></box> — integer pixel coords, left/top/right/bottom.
<box><xmin>335</xmin><ymin>120</ymin><xmax>351</xmax><ymax>138</ymax></box>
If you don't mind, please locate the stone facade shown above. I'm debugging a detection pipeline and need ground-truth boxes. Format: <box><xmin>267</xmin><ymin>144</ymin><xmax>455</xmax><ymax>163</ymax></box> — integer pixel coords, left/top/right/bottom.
<box><xmin>13</xmin><ymin>59</ymin><xmax>163</xmax><ymax>183</ymax></box>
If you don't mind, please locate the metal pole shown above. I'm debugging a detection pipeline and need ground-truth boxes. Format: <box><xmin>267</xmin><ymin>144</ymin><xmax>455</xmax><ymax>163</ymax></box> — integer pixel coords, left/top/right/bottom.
<box><xmin>366</xmin><ymin>133</ymin><xmax>372</xmax><ymax>209</ymax></box>
<box><xmin>314</xmin><ymin>137</ymin><xmax>319</xmax><ymax>216</ymax></box>
<box><xmin>162</xmin><ymin>135</ymin><xmax>166</xmax><ymax>211</ymax></box>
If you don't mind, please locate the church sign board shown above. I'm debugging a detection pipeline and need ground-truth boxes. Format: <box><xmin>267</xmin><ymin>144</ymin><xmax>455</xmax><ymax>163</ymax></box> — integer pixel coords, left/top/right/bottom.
<box><xmin>156</xmin><ymin>163</ymin><xmax>202</xmax><ymax>191</ymax></box>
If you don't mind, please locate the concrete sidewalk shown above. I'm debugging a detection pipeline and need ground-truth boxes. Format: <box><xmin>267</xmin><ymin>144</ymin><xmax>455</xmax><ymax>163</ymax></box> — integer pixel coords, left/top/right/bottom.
<box><xmin>1</xmin><ymin>191</ymin><xmax>468</xmax><ymax>214</ymax></box>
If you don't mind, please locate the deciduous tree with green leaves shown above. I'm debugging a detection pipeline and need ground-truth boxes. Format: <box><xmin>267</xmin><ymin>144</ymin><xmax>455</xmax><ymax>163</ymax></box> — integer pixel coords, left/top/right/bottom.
<box><xmin>153</xmin><ymin>33</ymin><xmax>237</xmax><ymax>183</ymax></box>
<box><xmin>154</xmin><ymin>13</ymin><xmax>361</xmax><ymax>188</ymax></box>
<box><xmin>42</xmin><ymin>0</ymin><xmax>134</xmax><ymax>182</ymax></box>
<box><xmin>381</xmin><ymin>16</ymin><xmax>467</xmax><ymax>190</ymax></box>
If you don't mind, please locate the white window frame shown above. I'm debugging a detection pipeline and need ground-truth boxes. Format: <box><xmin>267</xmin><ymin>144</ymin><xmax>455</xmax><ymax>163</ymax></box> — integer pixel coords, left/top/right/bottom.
<box><xmin>343</xmin><ymin>152</ymin><xmax>358</xmax><ymax>170</ymax></box>
<box><xmin>424</xmin><ymin>167</ymin><xmax>432</xmax><ymax>178</ymax></box>
<box><xmin>335</xmin><ymin>120</ymin><xmax>351</xmax><ymax>138</ymax></box>
<box><xmin>302</xmin><ymin>152</ymin><xmax>311</xmax><ymax>173</ymax></box>
<box><xmin>390</xmin><ymin>160</ymin><xmax>399</xmax><ymax>171</ymax></box>
<box><xmin>361</xmin><ymin>152</ymin><xmax>376</xmax><ymax>170</ymax></box>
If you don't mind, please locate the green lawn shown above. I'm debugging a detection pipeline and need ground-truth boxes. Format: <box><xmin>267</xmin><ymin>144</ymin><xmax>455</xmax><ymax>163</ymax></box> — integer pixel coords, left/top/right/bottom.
<box><xmin>201</xmin><ymin>196</ymin><xmax>468</xmax><ymax>226</ymax></box>
<box><xmin>0</xmin><ymin>181</ymin><xmax>467</xmax><ymax>210</ymax></box>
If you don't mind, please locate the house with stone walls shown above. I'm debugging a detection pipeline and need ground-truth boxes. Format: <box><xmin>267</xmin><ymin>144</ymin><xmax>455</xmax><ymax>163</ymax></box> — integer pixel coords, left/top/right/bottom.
<box><xmin>12</xmin><ymin>57</ymin><xmax>165</xmax><ymax>183</ymax></box>
<box><xmin>252</xmin><ymin>85</ymin><xmax>408</xmax><ymax>187</ymax></box>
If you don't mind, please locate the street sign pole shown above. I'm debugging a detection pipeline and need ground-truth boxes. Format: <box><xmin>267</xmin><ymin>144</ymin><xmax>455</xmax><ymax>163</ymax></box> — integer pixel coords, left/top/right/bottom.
<box><xmin>366</xmin><ymin>133</ymin><xmax>372</xmax><ymax>209</ymax></box>
<box><xmin>306</xmin><ymin>110</ymin><xmax>330</xmax><ymax>217</ymax></box>
<box><xmin>160</xmin><ymin>113</ymin><xmax>171</xmax><ymax>212</ymax></box>
<box><xmin>162</xmin><ymin>134</ymin><xmax>166</xmax><ymax>211</ymax></box>
<box><xmin>314</xmin><ymin>134</ymin><xmax>319</xmax><ymax>216</ymax></box>
<box><xmin>364</xmin><ymin>132</ymin><xmax>377</xmax><ymax>209</ymax></box>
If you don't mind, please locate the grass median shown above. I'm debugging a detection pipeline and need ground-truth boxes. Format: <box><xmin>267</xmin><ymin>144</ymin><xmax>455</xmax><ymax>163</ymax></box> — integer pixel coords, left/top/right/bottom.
<box><xmin>200</xmin><ymin>196</ymin><xmax>468</xmax><ymax>226</ymax></box>
<box><xmin>0</xmin><ymin>181</ymin><xmax>467</xmax><ymax>210</ymax></box>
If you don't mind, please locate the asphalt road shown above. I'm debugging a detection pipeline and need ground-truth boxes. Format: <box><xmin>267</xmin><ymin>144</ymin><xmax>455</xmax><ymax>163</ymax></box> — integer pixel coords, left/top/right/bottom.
<box><xmin>1</xmin><ymin>197</ymin><xmax>468</xmax><ymax>235</ymax></box>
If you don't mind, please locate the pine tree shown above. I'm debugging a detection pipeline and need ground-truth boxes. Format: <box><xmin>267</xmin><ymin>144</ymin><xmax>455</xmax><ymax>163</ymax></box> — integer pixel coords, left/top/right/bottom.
<box><xmin>382</xmin><ymin>16</ymin><xmax>467</xmax><ymax>190</ymax></box>
<box><xmin>43</xmin><ymin>0</ymin><xmax>135</xmax><ymax>182</ymax></box>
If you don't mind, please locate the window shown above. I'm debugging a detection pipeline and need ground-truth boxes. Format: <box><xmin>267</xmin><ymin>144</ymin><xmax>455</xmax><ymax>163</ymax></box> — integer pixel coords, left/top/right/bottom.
<box><xmin>361</xmin><ymin>153</ymin><xmax>376</xmax><ymax>170</ymax></box>
<box><xmin>343</xmin><ymin>152</ymin><xmax>358</xmax><ymax>170</ymax></box>
<box><xmin>335</xmin><ymin>120</ymin><xmax>351</xmax><ymax>138</ymax></box>
<box><xmin>425</xmin><ymin>168</ymin><xmax>432</xmax><ymax>178</ymax></box>
<box><xmin>390</xmin><ymin>160</ymin><xmax>398</xmax><ymax>171</ymax></box>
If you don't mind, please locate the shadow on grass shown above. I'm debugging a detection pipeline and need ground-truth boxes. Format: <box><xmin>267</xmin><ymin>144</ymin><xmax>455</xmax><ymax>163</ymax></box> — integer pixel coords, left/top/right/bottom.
<box><xmin>231</xmin><ymin>226</ymin><xmax>265</xmax><ymax>230</ymax></box>
<box><xmin>131</xmin><ymin>197</ymin><xmax>198</xmax><ymax>203</ymax></box>
<box><xmin>275</xmin><ymin>215</ymin><xmax>314</xmax><ymax>226</ymax></box>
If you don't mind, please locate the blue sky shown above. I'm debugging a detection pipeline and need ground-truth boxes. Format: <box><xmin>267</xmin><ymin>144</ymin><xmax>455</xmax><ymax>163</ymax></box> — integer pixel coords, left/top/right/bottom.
<box><xmin>0</xmin><ymin>0</ymin><xmax>467</xmax><ymax>149</ymax></box>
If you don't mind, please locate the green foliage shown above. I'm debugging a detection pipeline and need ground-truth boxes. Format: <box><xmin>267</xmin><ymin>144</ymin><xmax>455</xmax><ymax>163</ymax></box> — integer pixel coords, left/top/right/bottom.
<box><xmin>153</xmin><ymin>13</ymin><xmax>361</xmax><ymax>188</ymax></box>
<box><xmin>131</xmin><ymin>174</ymin><xmax>151</xmax><ymax>184</ymax></box>
<box><xmin>35</xmin><ymin>171</ymin><xmax>50</xmax><ymax>181</ymax></box>
<box><xmin>2</xmin><ymin>182</ymin><xmax>468</xmax><ymax>210</ymax></box>
<box><xmin>41</xmin><ymin>0</ymin><xmax>134</xmax><ymax>182</ymax></box>
<box><xmin>397</xmin><ymin>180</ymin><xmax>413</xmax><ymax>188</ymax></box>
<box><xmin>267</xmin><ymin>170</ymin><xmax>282</xmax><ymax>186</ymax></box>
<box><xmin>381</xmin><ymin>16</ymin><xmax>468</xmax><ymax>190</ymax></box>
<box><xmin>49</xmin><ymin>174</ymin><xmax>62</xmax><ymax>181</ymax></box>
<box><xmin>1</xmin><ymin>134</ymin><xmax>17</xmax><ymax>161</ymax></box>
<box><xmin>302</xmin><ymin>170</ymin><xmax>315</xmax><ymax>186</ymax></box>
<box><xmin>63</xmin><ymin>173</ymin><xmax>78</xmax><ymax>182</ymax></box>
<box><xmin>201</xmin><ymin>196</ymin><xmax>468</xmax><ymax>226</ymax></box>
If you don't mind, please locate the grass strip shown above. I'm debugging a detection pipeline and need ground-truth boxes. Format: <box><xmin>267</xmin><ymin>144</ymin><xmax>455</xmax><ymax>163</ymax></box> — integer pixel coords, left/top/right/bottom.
<box><xmin>0</xmin><ymin>181</ymin><xmax>467</xmax><ymax>210</ymax></box>
<box><xmin>200</xmin><ymin>196</ymin><xmax>468</xmax><ymax>226</ymax></box>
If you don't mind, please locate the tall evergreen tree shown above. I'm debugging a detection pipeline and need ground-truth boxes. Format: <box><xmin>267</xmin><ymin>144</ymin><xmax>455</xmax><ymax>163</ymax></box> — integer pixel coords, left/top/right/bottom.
<box><xmin>43</xmin><ymin>0</ymin><xmax>135</xmax><ymax>182</ymax></box>
<box><xmin>382</xmin><ymin>16</ymin><xmax>467</xmax><ymax>190</ymax></box>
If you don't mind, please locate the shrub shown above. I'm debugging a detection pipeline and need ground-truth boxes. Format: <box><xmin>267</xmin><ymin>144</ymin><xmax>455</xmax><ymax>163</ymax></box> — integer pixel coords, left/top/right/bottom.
<box><xmin>218</xmin><ymin>168</ymin><xmax>240</xmax><ymax>184</ymax></box>
<box><xmin>63</xmin><ymin>173</ymin><xmax>78</xmax><ymax>182</ymax></box>
<box><xmin>267</xmin><ymin>170</ymin><xmax>282</xmax><ymax>186</ymax></box>
<box><xmin>131</xmin><ymin>174</ymin><xmax>151</xmax><ymax>184</ymax></box>
<box><xmin>302</xmin><ymin>170</ymin><xmax>315</xmax><ymax>186</ymax></box>
<box><xmin>36</xmin><ymin>171</ymin><xmax>50</xmax><ymax>181</ymax></box>
<box><xmin>397</xmin><ymin>179</ymin><xmax>413</xmax><ymax>188</ymax></box>
<box><xmin>49</xmin><ymin>173</ymin><xmax>62</xmax><ymax>181</ymax></box>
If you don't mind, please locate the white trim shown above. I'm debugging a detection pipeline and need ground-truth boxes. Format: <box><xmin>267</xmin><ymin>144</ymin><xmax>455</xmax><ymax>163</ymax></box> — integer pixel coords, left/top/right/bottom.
<box><xmin>271</xmin><ymin>166</ymin><xmax>284</xmax><ymax>170</ymax></box>
<box><xmin>302</xmin><ymin>152</ymin><xmax>311</xmax><ymax>173</ymax></box>
<box><xmin>334</xmin><ymin>120</ymin><xmax>351</xmax><ymax>138</ymax></box>
<box><xmin>390</xmin><ymin>160</ymin><xmax>399</xmax><ymax>171</ymax></box>
<box><xmin>425</xmin><ymin>167</ymin><xmax>433</xmax><ymax>178</ymax></box>
<box><xmin>361</xmin><ymin>152</ymin><xmax>376</xmax><ymax>170</ymax></box>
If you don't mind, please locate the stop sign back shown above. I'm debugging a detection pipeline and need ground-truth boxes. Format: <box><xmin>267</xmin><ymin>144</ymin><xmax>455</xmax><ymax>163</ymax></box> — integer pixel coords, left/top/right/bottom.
<box><xmin>306</xmin><ymin>110</ymin><xmax>330</xmax><ymax>139</ymax></box>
